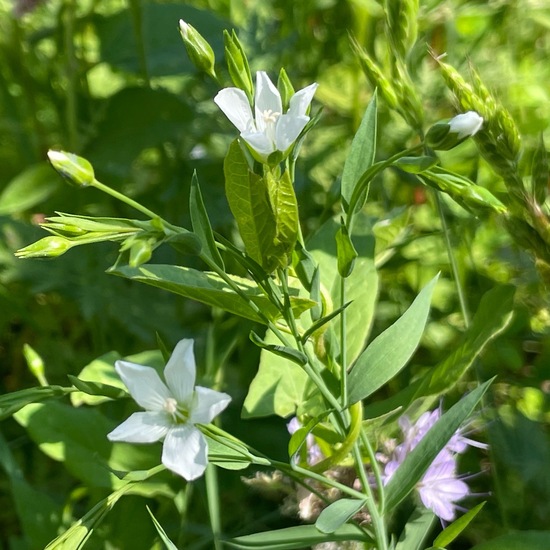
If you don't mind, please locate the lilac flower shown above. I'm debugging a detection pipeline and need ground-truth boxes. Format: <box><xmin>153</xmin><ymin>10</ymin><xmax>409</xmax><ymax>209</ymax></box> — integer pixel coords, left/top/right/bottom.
<box><xmin>382</xmin><ymin>408</ymin><xmax>486</xmax><ymax>521</ymax></box>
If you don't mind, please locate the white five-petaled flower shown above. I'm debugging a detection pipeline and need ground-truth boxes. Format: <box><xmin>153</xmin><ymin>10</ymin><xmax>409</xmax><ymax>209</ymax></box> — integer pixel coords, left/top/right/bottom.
<box><xmin>214</xmin><ymin>71</ymin><xmax>318</xmax><ymax>161</ymax></box>
<box><xmin>448</xmin><ymin>111</ymin><xmax>484</xmax><ymax>139</ymax></box>
<box><xmin>107</xmin><ymin>339</ymin><xmax>231</xmax><ymax>481</ymax></box>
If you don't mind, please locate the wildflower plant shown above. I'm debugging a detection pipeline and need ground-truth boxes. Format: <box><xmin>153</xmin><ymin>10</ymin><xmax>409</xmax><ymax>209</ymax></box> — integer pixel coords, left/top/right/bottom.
<box><xmin>6</xmin><ymin>4</ymin><xmax>544</xmax><ymax>550</ymax></box>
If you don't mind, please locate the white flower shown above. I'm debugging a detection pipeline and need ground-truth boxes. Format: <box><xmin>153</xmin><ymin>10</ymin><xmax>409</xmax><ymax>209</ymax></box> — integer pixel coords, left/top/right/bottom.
<box><xmin>214</xmin><ymin>71</ymin><xmax>318</xmax><ymax>161</ymax></box>
<box><xmin>448</xmin><ymin>111</ymin><xmax>483</xmax><ymax>139</ymax></box>
<box><xmin>107</xmin><ymin>339</ymin><xmax>231</xmax><ymax>481</ymax></box>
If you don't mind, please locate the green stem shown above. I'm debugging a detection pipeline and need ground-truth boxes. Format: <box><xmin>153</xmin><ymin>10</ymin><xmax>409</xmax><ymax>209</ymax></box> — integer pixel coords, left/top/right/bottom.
<box><xmin>434</xmin><ymin>192</ymin><xmax>470</xmax><ymax>327</ymax></box>
<box><xmin>63</xmin><ymin>0</ymin><xmax>79</xmax><ymax>151</ymax></box>
<box><xmin>205</xmin><ymin>465</ymin><xmax>223</xmax><ymax>550</ymax></box>
<box><xmin>340</xmin><ymin>275</ymin><xmax>348</xmax><ymax>408</ymax></box>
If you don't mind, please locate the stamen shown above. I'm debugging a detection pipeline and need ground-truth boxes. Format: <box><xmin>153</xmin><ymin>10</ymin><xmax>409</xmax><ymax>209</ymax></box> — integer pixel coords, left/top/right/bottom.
<box><xmin>262</xmin><ymin>109</ymin><xmax>280</xmax><ymax>123</ymax></box>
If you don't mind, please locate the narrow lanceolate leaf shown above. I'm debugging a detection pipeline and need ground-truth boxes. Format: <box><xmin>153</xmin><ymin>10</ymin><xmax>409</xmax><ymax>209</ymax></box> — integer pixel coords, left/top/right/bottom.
<box><xmin>341</xmin><ymin>92</ymin><xmax>377</xmax><ymax>211</ymax></box>
<box><xmin>315</xmin><ymin>499</ymin><xmax>366</xmax><ymax>534</ymax></box>
<box><xmin>348</xmin><ymin>275</ymin><xmax>438</xmax><ymax>404</ymax></box>
<box><xmin>225</xmin><ymin>523</ymin><xmax>372</xmax><ymax>549</ymax></box>
<box><xmin>417</xmin><ymin>284</ymin><xmax>515</xmax><ymax>396</ymax></box>
<box><xmin>250</xmin><ymin>331</ymin><xmax>308</xmax><ymax>365</ymax></box>
<box><xmin>0</xmin><ymin>386</ymin><xmax>74</xmax><ymax>420</ymax></box>
<box><xmin>384</xmin><ymin>380</ymin><xmax>492</xmax><ymax>512</ymax></box>
<box><xmin>266</xmin><ymin>168</ymin><xmax>300</xmax><ymax>269</ymax></box>
<box><xmin>190</xmin><ymin>171</ymin><xmax>225</xmax><ymax>269</ymax></box>
<box><xmin>112</xmin><ymin>264</ymin><xmax>315</xmax><ymax>324</ymax></box>
<box><xmin>336</xmin><ymin>222</ymin><xmax>358</xmax><ymax>278</ymax></box>
<box><xmin>433</xmin><ymin>502</ymin><xmax>486</xmax><ymax>548</ymax></box>
<box><xmin>147</xmin><ymin>506</ymin><xmax>179</xmax><ymax>550</ymax></box>
<box><xmin>469</xmin><ymin>531</ymin><xmax>550</xmax><ymax>550</ymax></box>
<box><xmin>395</xmin><ymin>508</ymin><xmax>437</xmax><ymax>550</ymax></box>
<box><xmin>224</xmin><ymin>139</ymin><xmax>277</xmax><ymax>270</ymax></box>
<box><xmin>532</xmin><ymin>134</ymin><xmax>548</xmax><ymax>206</ymax></box>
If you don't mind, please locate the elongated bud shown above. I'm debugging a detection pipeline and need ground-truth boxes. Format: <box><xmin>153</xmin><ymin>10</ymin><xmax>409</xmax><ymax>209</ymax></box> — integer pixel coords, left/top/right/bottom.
<box><xmin>223</xmin><ymin>29</ymin><xmax>253</xmax><ymax>101</ymax></box>
<box><xmin>426</xmin><ymin>111</ymin><xmax>483</xmax><ymax>150</ymax></box>
<box><xmin>15</xmin><ymin>236</ymin><xmax>72</xmax><ymax>258</ymax></box>
<box><xmin>179</xmin><ymin>20</ymin><xmax>216</xmax><ymax>79</ymax></box>
<box><xmin>277</xmin><ymin>68</ymin><xmax>295</xmax><ymax>111</ymax></box>
<box><xmin>23</xmin><ymin>344</ymin><xmax>47</xmax><ymax>386</ymax></box>
<box><xmin>129</xmin><ymin>238</ymin><xmax>153</xmax><ymax>267</ymax></box>
<box><xmin>48</xmin><ymin>150</ymin><xmax>95</xmax><ymax>187</ymax></box>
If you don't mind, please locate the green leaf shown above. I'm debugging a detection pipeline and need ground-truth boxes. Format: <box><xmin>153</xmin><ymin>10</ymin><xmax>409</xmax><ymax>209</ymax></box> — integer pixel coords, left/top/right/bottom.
<box><xmin>242</xmin><ymin>330</ymin><xmax>309</xmax><ymax>418</ymax></box>
<box><xmin>0</xmin><ymin>385</ymin><xmax>74</xmax><ymax>420</ymax></box>
<box><xmin>315</xmin><ymin>498</ymin><xmax>366</xmax><ymax>534</ymax></box>
<box><xmin>395</xmin><ymin>508</ymin><xmax>437</xmax><ymax>550</ymax></box>
<box><xmin>68</xmin><ymin>375</ymin><xmax>128</xmax><ymax>400</ymax></box>
<box><xmin>433</xmin><ymin>502</ymin><xmax>486</xmax><ymax>547</ymax></box>
<box><xmin>112</xmin><ymin>264</ymin><xmax>314</xmax><ymax>324</ymax></box>
<box><xmin>348</xmin><ymin>275</ymin><xmax>438</xmax><ymax>404</ymax></box>
<box><xmin>531</xmin><ymin>134</ymin><xmax>548</xmax><ymax>206</ymax></box>
<box><xmin>384</xmin><ymin>380</ymin><xmax>492</xmax><ymax>512</ymax></box>
<box><xmin>335</xmin><ymin>222</ymin><xmax>358</xmax><ymax>278</ymax></box>
<box><xmin>224</xmin><ymin>139</ymin><xmax>278</xmax><ymax>270</ymax></box>
<box><xmin>250</xmin><ymin>331</ymin><xmax>308</xmax><ymax>365</ymax></box>
<box><xmin>205</xmin><ymin>434</ymin><xmax>255</xmax><ymax>471</ymax></box>
<box><xmin>416</xmin><ymin>284</ymin><xmax>515</xmax><ymax>396</ymax></box>
<box><xmin>147</xmin><ymin>506</ymin><xmax>179</xmax><ymax>550</ymax></box>
<box><xmin>0</xmin><ymin>163</ymin><xmax>61</xmax><ymax>215</ymax></box>
<box><xmin>225</xmin><ymin>523</ymin><xmax>372</xmax><ymax>549</ymax></box>
<box><xmin>341</xmin><ymin>92</ymin><xmax>377</xmax><ymax>210</ymax></box>
<box><xmin>265</xmin><ymin>168</ymin><xmax>300</xmax><ymax>269</ymax></box>
<box><xmin>190</xmin><ymin>171</ymin><xmax>225</xmax><ymax>269</ymax></box>
<box><xmin>470</xmin><ymin>531</ymin><xmax>550</xmax><ymax>550</ymax></box>
<box><xmin>0</xmin><ymin>432</ymin><xmax>61</xmax><ymax>548</ymax></box>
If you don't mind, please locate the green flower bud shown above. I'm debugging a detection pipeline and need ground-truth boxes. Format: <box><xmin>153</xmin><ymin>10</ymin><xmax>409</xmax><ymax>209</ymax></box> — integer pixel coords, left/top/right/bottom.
<box><xmin>223</xmin><ymin>29</ymin><xmax>253</xmax><ymax>101</ymax></box>
<box><xmin>179</xmin><ymin>20</ymin><xmax>216</xmax><ymax>79</ymax></box>
<box><xmin>426</xmin><ymin>112</ymin><xmax>483</xmax><ymax>150</ymax></box>
<box><xmin>23</xmin><ymin>344</ymin><xmax>47</xmax><ymax>386</ymax></box>
<box><xmin>15</xmin><ymin>236</ymin><xmax>72</xmax><ymax>259</ymax></box>
<box><xmin>277</xmin><ymin>68</ymin><xmax>295</xmax><ymax>111</ymax></box>
<box><xmin>47</xmin><ymin>150</ymin><xmax>95</xmax><ymax>187</ymax></box>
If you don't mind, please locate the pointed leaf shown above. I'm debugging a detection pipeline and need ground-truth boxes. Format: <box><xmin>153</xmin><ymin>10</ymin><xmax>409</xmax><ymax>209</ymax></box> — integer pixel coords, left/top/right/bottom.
<box><xmin>395</xmin><ymin>508</ymin><xmax>437</xmax><ymax>550</ymax></box>
<box><xmin>348</xmin><ymin>275</ymin><xmax>438</xmax><ymax>404</ymax></box>
<box><xmin>469</xmin><ymin>531</ymin><xmax>550</xmax><ymax>550</ymax></box>
<box><xmin>147</xmin><ymin>506</ymin><xmax>179</xmax><ymax>550</ymax></box>
<box><xmin>315</xmin><ymin>498</ymin><xmax>366</xmax><ymax>534</ymax></box>
<box><xmin>341</xmin><ymin>92</ymin><xmax>377</xmax><ymax>210</ymax></box>
<box><xmin>112</xmin><ymin>264</ymin><xmax>314</xmax><ymax>324</ymax></box>
<box><xmin>336</xmin><ymin>222</ymin><xmax>358</xmax><ymax>278</ymax></box>
<box><xmin>433</xmin><ymin>502</ymin><xmax>486</xmax><ymax>547</ymax></box>
<box><xmin>224</xmin><ymin>139</ymin><xmax>277</xmax><ymax>270</ymax></box>
<box><xmin>250</xmin><ymin>331</ymin><xmax>307</xmax><ymax>365</ymax></box>
<box><xmin>0</xmin><ymin>385</ymin><xmax>74</xmax><ymax>420</ymax></box>
<box><xmin>384</xmin><ymin>380</ymin><xmax>492</xmax><ymax>512</ymax></box>
<box><xmin>190</xmin><ymin>171</ymin><xmax>225</xmax><ymax>269</ymax></box>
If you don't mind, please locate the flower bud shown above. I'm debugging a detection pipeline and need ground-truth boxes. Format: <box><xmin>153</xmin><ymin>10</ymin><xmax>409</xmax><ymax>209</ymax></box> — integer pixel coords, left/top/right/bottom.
<box><xmin>47</xmin><ymin>150</ymin><xmax>95</xmax><ymax>187</ymax></box>
<box><xmin>15</xmin><ymin>236</ymin><xmax>72</xmax><ymax>258</ymax></box>
<box><xmin>23</xmin><ymin>343</ymin><xmax>47</xmax><ymax>386</ymax></box>
<box><xmin>223</xmin><ymin>29</ymin><xmax>253</xmax><ymax>101</ymax></box>
<box><xmin>277</xmin><ymin>68</ymin><xmax>295</xmax><ymax>111</ymax></box>
<box><xmin>426</xmin><ymin>111</ymin><xmax>483</xmax><ymax>150</ymax></box>
<box><xmin>179</xmin><ymin>20</ymin><xmax>216</xmax><ymax>79</ymax></box>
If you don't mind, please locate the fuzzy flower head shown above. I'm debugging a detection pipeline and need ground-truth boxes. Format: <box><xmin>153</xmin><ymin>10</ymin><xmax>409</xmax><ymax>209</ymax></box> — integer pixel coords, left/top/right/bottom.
<box><xmin>382</xmin><ymin>408</ymin><xmax>487</xmax><ymax>521</ymax></box>
<box><xmin>107</xmin><ymin>339</ymin><xmax>231</xmax><ymax>481</ymax></box>
<box><xmin>214</xmin><ymin>71</ymin><xmax>318</xmax><ymax>162</ymax></box>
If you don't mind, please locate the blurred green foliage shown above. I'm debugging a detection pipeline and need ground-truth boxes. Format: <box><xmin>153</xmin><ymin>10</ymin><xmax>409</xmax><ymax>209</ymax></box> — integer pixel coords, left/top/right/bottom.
<box><xmin>1</xmin><ymin>0</ymin><xmax>550</xmax><ymax>548</ymax></box>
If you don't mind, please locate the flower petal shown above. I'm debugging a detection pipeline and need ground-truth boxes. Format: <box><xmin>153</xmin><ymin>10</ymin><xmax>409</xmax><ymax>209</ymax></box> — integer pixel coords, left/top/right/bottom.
<box><xmin>275</xmin><ymin>114</ymin><xmax>309</xmax><ymax>151</ymax></box>
<box><xmin>241</xmin><ymin>130</ymin><xmax>275</xmax><ymax>157</ymax></box>
<box><xmin>448</xmin><ymin>111</ymin><xmax>483</xmax><ymax>139</ymax></box>
<box><xmin>254</xmin><ymin>71</ymin><xmax>282</xmax><ymax>133</ymax></box>
<box><xmin>115</xmin><ymin>360</ymin><xmax>171</xmax><ymax>411</ymax></box>
<box><xmin>191</xmin><ymin>386</ymin><xmax>231</xmax><ymax>424</ymax></box>
<box><xmin>287</xmin><ymin>82</ymin><xmax>318</xmax><ymax>118</ymax></box>
<box><xmin>107</xmin><ymin>411</ymin><xmax>170</xmax><ymax>443</ymax></box>
<box><xmin>162</xmin><ymin>425</ymin><xmax>208</xmax><ymax>480</ymax></box>
<box><xmin>214</xmin><ymin>88</ymin><xmax>254</xmax><ymax>133</ymax></box>
<box><xmin>164</xmin><ymin>339</ymin><xmax>196</xmax><ymax>403</ymax></box>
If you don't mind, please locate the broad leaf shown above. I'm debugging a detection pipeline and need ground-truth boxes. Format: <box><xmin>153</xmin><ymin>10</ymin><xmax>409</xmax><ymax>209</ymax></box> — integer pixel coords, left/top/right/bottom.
<box><xmin>224</xmin><ymin>139</ymin><xmax>277</xmax><ymax>270</ymax></box>
<box><xmin>112</xmin><ymin>264</ymin><xmax>314</xmax><ymax>324</ymax></box>
<box><xmin>348</xmin><ymin>275</ymin><xmax>438</xmax><ymax>404</ymax></box>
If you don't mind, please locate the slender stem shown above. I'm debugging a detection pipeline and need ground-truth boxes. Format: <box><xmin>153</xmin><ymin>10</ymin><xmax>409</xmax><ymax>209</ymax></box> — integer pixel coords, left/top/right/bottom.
<box><xmin>434</xmin><ymin>192</ymin><xmax>471</xmax><ymax>327</ymax></box>
<box><xmin>340</xmin><ymin>275</ymin><xmax>348</xmax><ymax>408</ymax></box>
<box><xmin>360</xmin><ymin>430</ymin><xmax>385</xmax><ymax>512</ymax></box>
<box><xmin>63</xmin><ymin>0</ymin><xmax>79</xmax><ymax>151</ymax></box>
<box><xmin>205</xmin><ymin>465</ymin><xmax>223</xmax><ymax>550</ymax></box>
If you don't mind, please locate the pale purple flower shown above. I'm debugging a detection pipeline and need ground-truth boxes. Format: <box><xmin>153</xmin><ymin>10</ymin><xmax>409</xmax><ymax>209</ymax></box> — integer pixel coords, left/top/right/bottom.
<box><xmin>107</xmin><ymin>339</ymin><xmax>231</xmax><ymax>481</ymax></box>
<box><xmin>214</xmin><ymin>71</ymin><xmax>318</xmax><ymax>161</ymax></box>
<box><xmin>382</xmin><ymin>407</ymin><xmax>486</xmax><ymax>521</ymax></box>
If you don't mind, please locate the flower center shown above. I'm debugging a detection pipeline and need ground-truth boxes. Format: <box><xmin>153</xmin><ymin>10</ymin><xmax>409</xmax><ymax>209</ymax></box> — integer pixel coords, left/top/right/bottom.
<box><xmin>261</xmin><ymin>109</ymin><xmax>281</xmax><ymax>124</ymax></box>
<box><xmin>163</xmin><ymin>397</ymin><xmax>190</xmax><ymax>424</ymax></box>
